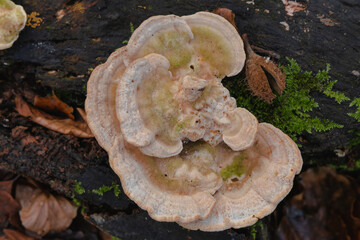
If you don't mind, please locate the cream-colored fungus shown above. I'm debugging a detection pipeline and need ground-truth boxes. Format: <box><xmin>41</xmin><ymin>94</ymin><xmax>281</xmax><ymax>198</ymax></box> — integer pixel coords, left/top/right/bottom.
<box><xmin>85</xmin><ymin>11</ymin><xmax>302</xmax><ymax>231</ymax></box>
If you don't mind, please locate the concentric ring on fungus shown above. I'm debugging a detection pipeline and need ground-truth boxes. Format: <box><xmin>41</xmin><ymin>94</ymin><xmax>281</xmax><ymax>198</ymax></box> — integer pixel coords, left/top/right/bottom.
<box><xmin>85</xmin><ymin>11</ymin><xmax>302</xmax><ymax>231</ymax></box>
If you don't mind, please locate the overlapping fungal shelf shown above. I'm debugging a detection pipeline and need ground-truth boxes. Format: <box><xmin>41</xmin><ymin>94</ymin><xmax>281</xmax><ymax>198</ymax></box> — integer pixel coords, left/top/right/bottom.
<box><xmin>85</xmin><ymin>12</ymin><xmax>303</xmax><ymax>231</ymax></box>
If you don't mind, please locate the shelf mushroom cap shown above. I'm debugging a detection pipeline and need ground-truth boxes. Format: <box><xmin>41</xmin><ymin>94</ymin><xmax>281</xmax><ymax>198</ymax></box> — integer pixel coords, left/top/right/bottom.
<box><xmin>86</xmin><ymin>11</ymin><xmax>250</xmax><ymax>158</ymax></box>
<box><xmin>85</xmin><ymin>11</ymin><xmax>302</xmax><ymax>231</ymax></box>
<box><xmin>124</xmin><ymin>12</ymin><xmax>245</xmax><ymax>78</ymax></box>
<box><xmin>109</xmin><ymin>137</ymin><xmax>223</xmax><ymax>223</ymax></box>
<box><xmin>178</xmin><ymin>123</ymin><xmax>303</xmax><ymax>231</ymax></box>
<box><xmin>0</xmin><ymin>0</ymin><xmax>27</xmax><ymax>50</ymax></box>
<box><xmin>223</xmin><ymin>108</ymin><xmax>258</xmax><ymax>151</ymax></box>
<box><xmin>116</xmin><ymin>53</ymin><xmax>183</xmax><ymax>157</ymax></box>
<box><xmin>85</xmin><ymin>47</ymin><xmax>127</xmax><ymax>152</ymax></box>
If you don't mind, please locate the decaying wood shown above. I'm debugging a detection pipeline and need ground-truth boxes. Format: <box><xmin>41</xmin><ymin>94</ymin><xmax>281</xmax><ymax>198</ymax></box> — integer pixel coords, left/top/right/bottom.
<box><xmin>1</xmin><ymin>0</ymin><xmax>360</xmax><ymax>239</ymax></box>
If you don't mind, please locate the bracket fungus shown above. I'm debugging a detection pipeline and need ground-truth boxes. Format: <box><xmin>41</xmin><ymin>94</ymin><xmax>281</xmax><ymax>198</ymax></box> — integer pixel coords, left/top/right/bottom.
<box><xmin>85</xmin><ymin>11</ymin><xmax>302</xmax><ymax>231</ymax></box>
<box><xmin>0</xmin><ymin>0</ymin><xmax>27</xmax><ymax>50</ymax></box>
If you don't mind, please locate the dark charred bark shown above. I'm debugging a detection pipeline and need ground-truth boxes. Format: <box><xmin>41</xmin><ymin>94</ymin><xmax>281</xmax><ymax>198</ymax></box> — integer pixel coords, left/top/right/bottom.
<box><xmin>1</xmin><ymin>0</ymin><xmax>359</xmax><ymax>239</ymax></box>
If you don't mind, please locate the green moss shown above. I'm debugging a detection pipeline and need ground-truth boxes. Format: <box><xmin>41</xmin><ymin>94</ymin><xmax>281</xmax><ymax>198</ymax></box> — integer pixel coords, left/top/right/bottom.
<box><xmin>122</xmin><ymin>22</ymin><xmax>134</xmax><ymax>45</ymax></box>
<box><xmin>92</xmin><ymin>186</ymin><xmax>111</xmax><ymax>196</ymax></box>
<box><xmin>220</xmin><ymin>154</ymin><xmax>246</xmax><ymax>181</ymax></box>
<box><xmin>111</xmin><ymin>236</ymin><xmax>122</xmax><ymax>240</ymax></box>
<box><xmin>112</xmin><ymin>182</ymin><xmax>121</xmax><ymax>197</ymax></box>
<box><xmin>129</xmin><ymin>22</ymin><xmax>134</xmax><ymax>34</ymax></box>
<box><xmin>92</xmin><ymin>181</ymin><xmax>121</xmax><ymax>197</ymax></box>
<box><xmin>328</xmin><ymin>159</ymin><xmax>360</xmax><ymax>171</ymax></box>
<box><xmin>72</xmin><ymin>196</ymin><xmax>82</xmax><ymax>207</ymax></box>
<box><xmin>323</xmin><ymin>79</ymin><xmax>350</xmax><ymax>103</ymax></box>
<box><xmin>226</xmin><ymin>58</ymin><xmax>345</xmax><ymax>142</ymax></box>
<box><xmin>348</xmin><ymin>97</ymin><xmax>360</xmax><ymax>122</ymax></box>
<box><xmin>250</xmin><ymin>220</ymin><xmax>264</xmax><ymax>240</ymax></box>
<box><xmin>74</xmin><ymin>180</ymin><xmax>85</xmax><ymax>195</ymax></box>
<box><xmin>347</xmin><ymin>97</ymin><xmax>360</xmax><ymax>148</ymax></box>
<box><xmin>349</xmin><ymin>130</ymin><xmax>360</xmax><ymax>149</ymax></box>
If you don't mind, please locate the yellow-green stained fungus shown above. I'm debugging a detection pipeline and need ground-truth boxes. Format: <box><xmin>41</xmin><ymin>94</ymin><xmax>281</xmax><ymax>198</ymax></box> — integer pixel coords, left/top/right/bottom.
<box><xmin>220</xmin><ymin>154</ymin><xmax>246</xmax><ymax>180</ymax></box>
<box><xmin>138</xmin><ymin>73</ymin><xmax>179</xmax><ymax>142</ymax></box>
<box><xmin>142</xmin><ymin>30</ymin><xmax>192</xmax><ymax>69</ymax></box>
<box><xmin>191</xmin><ymin>26</ymin><xmax>232</xmax><ymax>76</ymax></box>
<box><xmin>174</xmin><ymin>116</ymin><xmax>194</xmax><ymax>133</ymax></box>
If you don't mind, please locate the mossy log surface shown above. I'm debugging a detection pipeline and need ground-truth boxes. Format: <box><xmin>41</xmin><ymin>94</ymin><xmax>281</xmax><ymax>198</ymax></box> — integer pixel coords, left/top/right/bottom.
<box><xmin>1</xmin><ymin>0</ymin><xmax>360</xmax><ymax>239</ymax></box>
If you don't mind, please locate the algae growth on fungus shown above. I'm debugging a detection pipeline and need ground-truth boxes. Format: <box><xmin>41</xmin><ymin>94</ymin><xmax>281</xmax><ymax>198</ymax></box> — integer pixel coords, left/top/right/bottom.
<box><xmin>220</xmin><ymin>154</ymin><xmax>246</xmax><ymax>181</ymax></box>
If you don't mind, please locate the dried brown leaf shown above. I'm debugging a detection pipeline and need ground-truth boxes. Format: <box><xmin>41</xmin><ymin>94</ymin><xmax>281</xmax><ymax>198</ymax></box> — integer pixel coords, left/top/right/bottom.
<box><xmin>15</xmin><ymin>95</ymin><xmax>93</xmax><ymax>138</ymax></box>
<box><xmin>276</xmin><ymin>167</ymin><xmax>360</xmax><ymax>240</ymax></box>
<box><xmin>0</xmin><ymin>169</ymin><xmax>17</xmax><ymax>182</ymax></box>
<box><xmin>212</xmin><ymin>8</ymin><xmax>238</xmax><ymax>31</ymax></box>
<box><xmin>15</xmin><ymin>182</ymin><xmax>78</xmax><ymax>236</ymax></box>
<box><xmin>0</xmin><ymin>180</ymin><xmax>15</xmax><ymax>195</ymax></box>
<box><xmin>0</xmin><ymin>191</ymin><xmax>20</xmax><ymax>229</ymax></box>
<box><xmin>33</xmin><ymin>90</ymin><xmax>74</xmax><ymax>119</ymax></box>
<box><xmin>1</xmin><ymin>229</ymin><xmax>35</xmax><ymax>240</ymax></box>
<box><xmin>242</xmin><ymin>34</ymin><xmax>286</xmax><ymax>103</ymax></box>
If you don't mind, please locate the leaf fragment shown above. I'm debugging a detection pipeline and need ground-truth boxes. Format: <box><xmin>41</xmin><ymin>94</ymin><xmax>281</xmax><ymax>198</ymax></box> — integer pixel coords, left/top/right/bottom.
<box><xmin>242</xmin><ymin>34</ymin><xmax>286</xmax><ymax>103</ymax></box>
<box><xmin>15</xmin><ymin>95</ymin><xmax>93</xmax><ymax>138</ymax></box>
<box><xmin>15</xmin><ymin>181</ymin><xmax>78</xmax><ymax>236</ymax></box>
<box><xmin>1</xmin><ymin>229</ymin><xmax>35</xmax><ymax>240</ymax></box>
<box><xmin>33</xmin><ymin>90</ymin><xmax>74</xmax><ymax>119</ymax></box>
<box><xmin>212</xmin><ymin>8</ymin><xmax>237</xmax><ymax>31</ymax></box>
<box><xmin>0</xmin><ymin>191</ymin><xmax>20</xmax><ymax>229</ymax></box>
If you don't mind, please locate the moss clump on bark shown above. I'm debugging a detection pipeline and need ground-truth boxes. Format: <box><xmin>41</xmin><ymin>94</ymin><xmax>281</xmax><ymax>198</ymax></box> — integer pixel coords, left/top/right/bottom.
<box><xmin>226</xmin><ymin>58</ymin><xmax>348</xmax><ymax>142</ymax></box>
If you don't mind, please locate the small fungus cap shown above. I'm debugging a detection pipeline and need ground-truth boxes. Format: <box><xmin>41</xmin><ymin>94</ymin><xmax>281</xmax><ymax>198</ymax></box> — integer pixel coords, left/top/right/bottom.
<box><xmin>116</xmin><ymin>53</ymin><xmax>183</xmax><ymax>157</ymax></box>
<box><xmin>222</xmin><ymin>108</ymin><xmax>258</xmax><ymax>151</ymax></box>
<box><xmin>0</xmin><ymin>0</ymin><xmax>27</xmax><ymax>50</ymax></box>
<box><xmin>124</xmin><ymin>12</ymin><xmax>245</xmax><ymax>78</ymax></box>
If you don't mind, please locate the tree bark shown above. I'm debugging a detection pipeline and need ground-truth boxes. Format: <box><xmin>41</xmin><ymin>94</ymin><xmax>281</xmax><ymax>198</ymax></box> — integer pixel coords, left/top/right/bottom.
<box><xmin>1</xmin><ymin>0</ymin><xmax>359</xmax><ymax>239</ymax></box>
